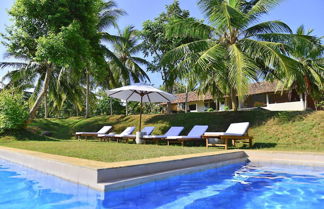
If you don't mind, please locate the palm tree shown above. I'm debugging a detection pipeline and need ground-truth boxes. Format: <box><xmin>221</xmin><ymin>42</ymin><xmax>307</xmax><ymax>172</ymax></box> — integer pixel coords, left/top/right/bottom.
<box><xmin>112</xmin><ymin>26</ymin><xmax>150</xmax><ymax>84</ymax></box>
<box><xmin>163</xmin><ymin>0</ymin><xmax>317</xmax><ymax>110</ymax></box>
<box><xmin>0</xmin><ymin>57</ymin><xmax>54</xmax><ymax>119</ymax></box>
<box><xmin>109</xmin><ymin>25</ymin><xmax>150</xmax><ymax>114</ymax></box>
<box><xmin>0</xmin><ymin>59</ymin><xmax>85</xmax><ymax>118</ymax></box>
<box><xmin>81</xmin><ymin>0</ymin><xmax>126</xmax><ymax>118</ymax></box>
<box><xmin>277</xmin><ymin>25</ymin><xmax>323</xmax><ymax>109</ymax></box>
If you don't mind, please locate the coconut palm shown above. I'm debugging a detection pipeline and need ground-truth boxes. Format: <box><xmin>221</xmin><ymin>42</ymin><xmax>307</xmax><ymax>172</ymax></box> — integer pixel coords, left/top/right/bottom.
<box><xmin>82</xmin><ymin>0</ymin><xmax>126</xmax><ymax>118</ymax></box>
<box><xmin>0</xmin><ymin>58</ymin><xmax>53</xmax><ymax>119</ymax></box>
<box><xmin>112</xmin><ymin>26</ymin><xmax>150</xmax><ymax>84</ymax></box>
<box><xmin>276</xmin><ymin>25</ymin><xmax>323</xmax><ymax>109</ymax></box>
<box><xmin>0</xmin><ymin>59</ymin><xmax>85</xmax><ymax>118</ymax></box>
<box><xmin>109</xmin><ymin>25</ymin><xmax>150</xmax><ymax>114</ymax></box>
<box><xmin>163</xmin><ymin>0</ymin><xmax>318</xmax><ymax>110</ymax></box>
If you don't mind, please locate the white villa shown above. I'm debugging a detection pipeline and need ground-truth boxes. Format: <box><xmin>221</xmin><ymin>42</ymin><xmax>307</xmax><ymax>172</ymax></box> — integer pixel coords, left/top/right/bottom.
<box><xmin>165</xmin><ymin>81</ymin><xmax>313</xmax><ymax>113</ymax></box>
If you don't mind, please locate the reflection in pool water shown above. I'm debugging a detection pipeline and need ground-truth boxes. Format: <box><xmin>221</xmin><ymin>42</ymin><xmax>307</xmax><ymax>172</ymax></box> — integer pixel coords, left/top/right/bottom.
<box><xmin>0</xmin><ymin>159</ymin><xmax>323</xmax><ymax>209</ymax></box>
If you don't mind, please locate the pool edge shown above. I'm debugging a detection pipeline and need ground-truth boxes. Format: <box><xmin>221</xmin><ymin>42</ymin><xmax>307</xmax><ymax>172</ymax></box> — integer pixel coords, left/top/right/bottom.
<box><xmin>0</xmin><ymin>146</ymin><xmax>323</xmax><ymax>191</ymax></box>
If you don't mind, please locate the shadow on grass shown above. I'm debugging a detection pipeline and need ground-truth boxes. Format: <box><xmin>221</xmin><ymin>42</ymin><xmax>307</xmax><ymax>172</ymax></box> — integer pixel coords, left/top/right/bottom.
<box><xmin>146</xmin><ymin>109</ymin><xmax>314</xmax><ymax>134</ymax></box>
<box><xmin>252</xmin><ymin>142</ymin><xmax>277</xmax><ymax>149</ymax></box>
<box><xmin>29</xmin><ymin>119</ymin><xmax>72</xmax><ymax>139</ymax></box>
<box><xmin>1</xmin><ymin>129</ymin><xmax>59</xmax><ymax>141</ymax></box>
<box><xmin>274</xmin><ymin>111</ymin><xmax>312</xmax><ymax>124</ymax></box>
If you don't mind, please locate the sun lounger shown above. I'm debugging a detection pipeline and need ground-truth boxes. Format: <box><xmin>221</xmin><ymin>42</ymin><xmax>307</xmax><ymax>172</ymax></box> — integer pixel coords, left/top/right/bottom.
<box><xmin>203</xmin><ymin>122</ymin><xmax>253</xmax><ymax>149</ymax></box>
<box><xmin>166</xmin><ymin>125</ymin><xmax>208</xmax><ymax>146</ymax></box>
<box><xmin>115</xmin><ymin>126</ymin><xmax>155</xmax><ymax>143</ymax></box>
<box><xmin>98</xmin><ymin>126</ymin><xmax>135</xmax><ymax>142</ymax></box>
<box><xmin>142</xmin><ymin>126</ymin><xmax>184</xmax><ymax>144</ymax></box>
<box><xmin>75</xmin><ymin>126</ymin><xmax>112</xmax><ymax>140</ymax></box>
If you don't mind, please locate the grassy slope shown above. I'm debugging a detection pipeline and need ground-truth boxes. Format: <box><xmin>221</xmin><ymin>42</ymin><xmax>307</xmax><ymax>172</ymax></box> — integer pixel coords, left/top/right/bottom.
<box><xmin>0</xmin><ymin>141</ymin><xmax>212</xmax><ymax>162</ymax></box>
<box><xmin>0</xmin><ymin>110</ymin><xmax>323</xmax><ymax>162</ymax></box>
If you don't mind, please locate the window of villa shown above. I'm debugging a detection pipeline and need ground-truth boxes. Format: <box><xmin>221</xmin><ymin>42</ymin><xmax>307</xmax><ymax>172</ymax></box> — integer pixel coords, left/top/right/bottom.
<box><xmin>180</xmin><ymin>103</ymin><xmax>185</xmax><ymax>110</ymax></box>
<box><xmin>204</xmin><ymin>102</ymin><xmax>210</xmax><ymax>108</ymax></box>
<box><xmin>210</xmin><ymin>101</ymin><xmax>216</xmax><ymax>109</ymax></box>
<box><xmin>189</xmin><ymin>104</ymin><xmax>196</xmax><ymax>111</ymax></box>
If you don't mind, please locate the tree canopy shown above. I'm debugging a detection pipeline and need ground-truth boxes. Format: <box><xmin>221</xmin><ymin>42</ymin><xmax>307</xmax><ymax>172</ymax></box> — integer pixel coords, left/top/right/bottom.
<box><xmin>162</xmin><ymin>0</ymin><xmax>323</xmax><ymax>110</ymax></box>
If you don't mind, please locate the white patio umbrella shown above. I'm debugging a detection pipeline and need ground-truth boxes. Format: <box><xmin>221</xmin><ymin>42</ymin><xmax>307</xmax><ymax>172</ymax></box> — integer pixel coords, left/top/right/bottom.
<box><xmin>106</xmin><ymin>83</ymin><xmax>176</xmax><ymax>131</ymax></box>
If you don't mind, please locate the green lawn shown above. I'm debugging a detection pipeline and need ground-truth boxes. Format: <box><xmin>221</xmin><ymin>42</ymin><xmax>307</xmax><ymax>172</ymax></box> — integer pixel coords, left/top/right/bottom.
<box><xmin>0</xmin><ymin>140</ymin><xmax>214</xmax><ymax>162</ymax></box>
<box><xmin>0</xmin><ymin>110</ymin><xmax>323</xmax><ymax>162</ymax></box>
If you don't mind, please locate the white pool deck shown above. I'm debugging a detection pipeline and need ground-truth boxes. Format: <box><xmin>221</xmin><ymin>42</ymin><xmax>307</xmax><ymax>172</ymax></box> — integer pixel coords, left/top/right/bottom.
<box><xmin>0</xmin><ymin>146</ymin><xmax>323</xmax><ymax>191</ymax></box>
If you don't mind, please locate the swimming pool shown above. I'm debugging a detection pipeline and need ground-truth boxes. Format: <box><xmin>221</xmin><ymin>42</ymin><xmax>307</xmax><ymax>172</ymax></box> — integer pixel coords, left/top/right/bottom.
<box><xmin>1</xmin><ymin>159</ymin><xmax>323</xmax><ymax>209</ymax></box>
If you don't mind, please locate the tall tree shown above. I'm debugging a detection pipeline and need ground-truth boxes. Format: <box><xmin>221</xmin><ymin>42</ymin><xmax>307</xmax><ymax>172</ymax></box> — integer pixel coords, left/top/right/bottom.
<box><xmin>1</xmin><ymin>0</ymin><xmax>106</xmax><ymax>121</ymax></box>
<box><xmin>141</xmin><ymin>0</ymin><xmax>200</xmax><ymax>113</ymax></box>
<box><xmin>83</xmin><ymin>0</ymin><xmax>126</xmax><ymax>118</ymax></box>
<box><xmin>0</xmin><ymin>58</ymin><xmax>86</xmax><ymax>118</ymax></box>
<box><xmin>276</xmin><ymin>25</ymin><xmax>323</xmax><ymax>108</ymax></box>
<box><xmin>163</xmin><ymin>0</ymin><xmax>320</xmax><ymax>111</ymax></box>
<box><xmin>106</xmin><ymin>26</ymin><xmax>150</xmax><ymax>115</ymax></box>
<box><xmin>111</xmin><ymin>26</ymin><xmax>150</xmax><ymax>85</ymax></box>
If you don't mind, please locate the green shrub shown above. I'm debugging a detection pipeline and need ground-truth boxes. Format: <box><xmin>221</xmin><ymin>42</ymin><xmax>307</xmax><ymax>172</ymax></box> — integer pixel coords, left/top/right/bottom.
<box><xmin>316</xmin><ymin>101</ymin><xmax>324</xmax><ymax>110</ymax></box>
<box><xmin>223</xmin><ymin>106</ymin><xmax>230</xmax><ymax>111</ymax></box>
<box><xmin>0</xmin><ymin>89</ymin><xmax>29</xmax><ymax>133</ymax></box>
<box><xmin>207</xmin><ymin>108</ymin><xmax>214</xmax><ymax>112</ymax></box>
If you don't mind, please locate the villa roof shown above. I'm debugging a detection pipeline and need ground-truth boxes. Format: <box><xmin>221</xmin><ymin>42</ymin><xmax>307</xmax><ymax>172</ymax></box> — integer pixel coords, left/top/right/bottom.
<box><xmin>170</xmin><ymin>81</ymin><xmax>278</xmax><ymax>104</ymax></box>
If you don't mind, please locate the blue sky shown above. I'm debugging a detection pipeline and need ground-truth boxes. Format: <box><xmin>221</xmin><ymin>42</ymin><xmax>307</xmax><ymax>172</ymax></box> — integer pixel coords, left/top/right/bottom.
<box><xmin>0</xmin><ymin>0</ymin><xmax>323</xmax><ymax>87</ymax></box>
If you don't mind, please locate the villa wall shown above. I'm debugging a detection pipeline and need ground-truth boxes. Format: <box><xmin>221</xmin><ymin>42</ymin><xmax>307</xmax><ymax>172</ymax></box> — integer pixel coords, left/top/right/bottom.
<box><xmin>263</xmin><ymin>101</ymin><xmax>305</xmax><ymax>111</ymax></box>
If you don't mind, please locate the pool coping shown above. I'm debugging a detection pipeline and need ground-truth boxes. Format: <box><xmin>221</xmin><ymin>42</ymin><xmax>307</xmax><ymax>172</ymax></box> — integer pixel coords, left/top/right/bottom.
<box><xmin>0</xmin><ymin>146</ymin><xmax>323</xmax><ymax>191</ymax></box>
<box><xmin>0</xmin><ymin>146</ymin><xmax>247</xmax><ymax>191</ymax></box>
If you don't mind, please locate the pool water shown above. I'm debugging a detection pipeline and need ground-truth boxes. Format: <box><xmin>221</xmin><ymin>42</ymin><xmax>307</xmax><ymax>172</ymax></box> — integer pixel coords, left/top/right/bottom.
<box><xmin>0</xmin><ymin>159</ymin><xmax>323</xmax><ymax>209</ymax></box>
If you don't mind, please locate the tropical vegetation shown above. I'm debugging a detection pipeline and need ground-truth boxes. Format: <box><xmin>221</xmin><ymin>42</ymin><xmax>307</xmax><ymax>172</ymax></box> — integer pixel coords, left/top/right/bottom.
<box><xmin>162</xmin><ymin>0</ymin><xmax>323</xmax><ymax>111</ymax></box>
<box><xmin>0</xmin><ymin>0</ymin><xmax>322</xmax><ymax>131</ymax></box>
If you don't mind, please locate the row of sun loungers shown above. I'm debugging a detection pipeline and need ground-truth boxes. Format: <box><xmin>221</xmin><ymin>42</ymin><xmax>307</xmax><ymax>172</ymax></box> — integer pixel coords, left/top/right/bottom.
<box><xmin>75</xmin><ymin>122</ymin><xmax>253</xmax><ymax>149</ymax></box>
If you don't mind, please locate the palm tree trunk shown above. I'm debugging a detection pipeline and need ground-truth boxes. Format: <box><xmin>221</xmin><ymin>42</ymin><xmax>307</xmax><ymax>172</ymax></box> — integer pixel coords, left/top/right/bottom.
<box><xmin>230</xmin><ymin>88</ymin><xmax>238</xmax><ymax>111</ymax></box>
<box><xmin>44</xmin><ymin>89</ymin><xmax>48</xmax><ymax>118</ymax></box>
<box><xmin>304</xmin><ymin>92</ymin><xmax>307</xmax><ymax>110</ymax></box>
<box><xmin>85</xmin><ymin>71</ymin><xmax>90</xmax><ymax>118</ymax></box>
<box><xmin>28</xmin><ymin>66</ymin><xmax>52</xmax><ymax>122</ymax></box>
<box><xmin>215</xmin><ymin>99</ymin><xmax>219</xmax><ymax>111</ymax></box>
<box><xmin>185</xmin><ymin>85</ymin><xmax>189</xmax><ymax>113</ymax></box>
<box><xmin>110</xmin><ymin>97</ymin><xmax>113</xmax><ymax>115</ymax></box>
<box><xmin>125</xmin><ymin>100</ymin><xmax>128</xmax><ymax>115</ymax></box>
<box><xmin>75</xmin><ymin>105</ymin><xmax>79</xmax><ymax>117</ymax></box>
<box><xmin>166</xmin><ymin>85</ymin><xmax>173</xmax><ymax>114</ymax></box>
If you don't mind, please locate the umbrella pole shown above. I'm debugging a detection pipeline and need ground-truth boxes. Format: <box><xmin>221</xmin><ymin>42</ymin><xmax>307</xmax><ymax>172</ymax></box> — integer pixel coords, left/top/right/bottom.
<box><xmin>139</xmin><ymin>95</ymin><xmax>143</xmax><ymax>132</ymax></box>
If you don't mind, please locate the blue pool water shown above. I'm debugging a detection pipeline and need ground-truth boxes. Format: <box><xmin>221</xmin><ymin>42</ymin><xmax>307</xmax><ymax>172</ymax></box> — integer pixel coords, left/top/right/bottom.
<box><xmin>0</xmin><ymin>159</ymin><xmax>323</xmax><ymax>209</ymax></box>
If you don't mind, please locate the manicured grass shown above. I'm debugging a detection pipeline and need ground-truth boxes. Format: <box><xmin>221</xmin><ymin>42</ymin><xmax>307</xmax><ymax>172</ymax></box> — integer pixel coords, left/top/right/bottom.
<box><xmin>0</xmin><ymin>110</ymin><xmax>323</xmax><ymax>162</ymax></box>
<box><xmin>0</xmin><ymin>140</ymin><xmax>214</xmax><ymax>162</ymax></box>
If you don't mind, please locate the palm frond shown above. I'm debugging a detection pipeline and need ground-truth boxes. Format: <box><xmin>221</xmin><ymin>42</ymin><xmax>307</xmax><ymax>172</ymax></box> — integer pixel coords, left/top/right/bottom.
<box><xmin>0</xmin><ymin>62</ymin><xmax>28</xmax><ymax>69</ymax></box>
<box><xmin>166</xmin><ymin>19</ymin><xmax>214</xmax><ymax>39</ymax></box>
<box><xmin>131</xmin><ymin>57</ymin><xmax>151</xmax><ymax>66</ymax></box>
<box><xmin>161</xmin><ymin>39</ymin><xmax>216</xmax><ymax>65</ymax></box>
<box><xmin>229</xmin><ymin>44</ymin><xmax>258</xmax><ymax>98</ymax></box>
<box><xmin>198</xmin><ymin>0</ymin><xmax>249</xmax><ymax>31</ymax></box>
<box><xmin>240</xmin><ymin>39</ymin><xmax>302</xmax><ymax>79</ymax></box>
<box><xmin>100</xmin><ymin>32</ymin><xmax>124</xmax><ymax>43</ymax></box>
<box><xmin>98</xmin><ymin>0</ymin><xmax>126</xmax><ymax>31</ymax></box>
<box><xmin>247</xmin><ymin>0</ymin><xmax>281</xmax><ymax>19</ymax></box>
<box><xmin>244</xmin><ymin>20</ymin><xmax>292</xmax><ymax>37</ymax></box>
<box><xmin>255</xmin><ymin>33</ymin><xmax>319</xmax><ymax>45</ymax></box>
<box><xmin>196</xmin><ymin>43</ymin><xmax>226</xmax><ymax>71</ymax></box>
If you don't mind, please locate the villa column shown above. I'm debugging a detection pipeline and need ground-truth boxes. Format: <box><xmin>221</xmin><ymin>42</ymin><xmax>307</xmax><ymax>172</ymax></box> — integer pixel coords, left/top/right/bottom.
<box><xmin>215</xmin><ymin>99</ymin><xmax>219</xmax><ymax>111</ymax></box>
<box><xmin>300</xmin><ymin>93</ymin><xmax>306</xmax><ymax>110</ymax></box>
<box><xmin>238</xmin><ymin>99</ymin><xmax>242</xmax><ymax>109</ymax></box>
<box><xmin>266</xmin><ymin>94</ymin><xmax>269</xmax><ymax>106</ymax></box>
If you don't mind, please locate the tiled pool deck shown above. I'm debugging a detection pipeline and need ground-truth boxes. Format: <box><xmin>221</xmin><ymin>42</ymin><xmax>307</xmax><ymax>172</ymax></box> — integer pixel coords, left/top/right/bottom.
<box><xmin>0</xmin><ymin>146</ymin><xmax>323</xmax><ymax>191</ymax></box>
